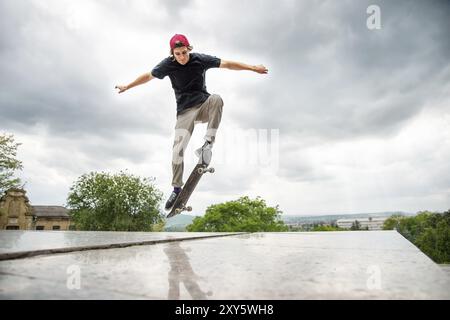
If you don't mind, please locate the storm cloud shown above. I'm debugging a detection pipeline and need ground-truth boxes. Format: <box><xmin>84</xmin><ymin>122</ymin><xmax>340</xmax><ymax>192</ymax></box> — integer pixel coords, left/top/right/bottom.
<box><xmin>1</xmin><ymin>0</ymin><xmax>449</xmax><ymax>214</ymax></box>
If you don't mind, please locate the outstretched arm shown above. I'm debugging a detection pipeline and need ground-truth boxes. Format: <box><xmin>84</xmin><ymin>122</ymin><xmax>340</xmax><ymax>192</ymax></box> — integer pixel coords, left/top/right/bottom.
<box><xmin>115</xmin><ymin>72</ymin><xmax>154</xmax><ymax>94</ymax></box>
<box><xmin>220</xmin><ymin>60</ymin><xmax>268</xmax><ymax>74</ymax></box>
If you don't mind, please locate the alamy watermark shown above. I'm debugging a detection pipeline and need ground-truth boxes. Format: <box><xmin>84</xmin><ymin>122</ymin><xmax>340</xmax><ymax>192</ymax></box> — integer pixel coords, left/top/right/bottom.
<box><xmin>66</xmin><ymin>265</ymin><xmax>81</xmax><ymax>290</ymax></box>
<box><xmin>172</xmin><ymin>127</ymin><xmax>280</xmax><ymax>174</ymax></box>
<box><xmin>366</xmin><ymin>265</ymin><xmax>382</xmax><ymax>290</ymax></box>
<box><xmin>367</xmin><ymin>5</ymin><xmax>382</xmax><ymax>30</ymax></box>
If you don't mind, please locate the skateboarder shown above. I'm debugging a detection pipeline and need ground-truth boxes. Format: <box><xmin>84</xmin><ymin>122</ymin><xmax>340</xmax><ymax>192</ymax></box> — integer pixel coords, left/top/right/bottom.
<box><xmin>115</xmin><ymin>34</ymin><xmax>268</xmax><ymax>210</ymax></box>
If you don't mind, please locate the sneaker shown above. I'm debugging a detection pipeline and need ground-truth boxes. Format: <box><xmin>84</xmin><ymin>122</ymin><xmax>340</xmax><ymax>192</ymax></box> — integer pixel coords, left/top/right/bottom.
<box><xmin>165</xmin><ymin>189</ymin><xmax>181</xmax><ymax>210</ymax></box>
<box><xmin>195</xmin><ymin>140</ymin><xmax>213</xmax><ymax>165</ymax></box>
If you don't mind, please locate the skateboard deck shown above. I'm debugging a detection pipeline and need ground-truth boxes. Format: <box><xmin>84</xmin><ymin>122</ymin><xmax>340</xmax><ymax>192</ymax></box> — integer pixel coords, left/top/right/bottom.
<box><xmin>166</xmin><ymin>162</ymin><xmax>214</xmax><ymax>218</ymax></box>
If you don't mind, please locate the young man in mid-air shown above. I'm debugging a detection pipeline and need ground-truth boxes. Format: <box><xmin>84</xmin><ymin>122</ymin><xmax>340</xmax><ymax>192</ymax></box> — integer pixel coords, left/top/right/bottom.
<box><xmin>115</xmin><ymin>34</ymin><xmax>268</xmax><ymax>211</ymax></box>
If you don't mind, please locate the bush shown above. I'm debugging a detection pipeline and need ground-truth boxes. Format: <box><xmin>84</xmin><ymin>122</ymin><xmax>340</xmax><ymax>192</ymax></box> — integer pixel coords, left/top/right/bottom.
<box><xmin>187</xmin><ymin>196</ymin><xmax>288</xmax><ymax>232</ymax></box>
<box><xmin>312</xmin><ymin>225</ymin><xmax>345</xmax><ymax>232</ymax></box>
<box><xmin>384</xmin><ymin>210</ymin><xmax>450</xmax><ymax>263</ymax></box>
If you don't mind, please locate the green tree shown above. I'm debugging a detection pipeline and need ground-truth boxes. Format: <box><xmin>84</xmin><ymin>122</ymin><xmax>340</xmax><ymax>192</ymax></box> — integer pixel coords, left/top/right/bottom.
<box><xmin>67</xmin><ymin>171</ymin><xmax>164</xmax><ymax>231</ymax></box>
<box><xmin>0</xmin><ymin>134</ymin><xmax>23</xmax><ymax>193</ymax></box>
<box><xmin>415</xmin><ymin>213</ymin><xmax>449</xmax><ymax>263</ymax></box>
<box><xmin>383</xmin><ymin>210</ymin><xmax>450</xmax><ymax>263</ymax></box>
<box><xmin>383</xmin><ymin>214</ymin><xmax>404</xmax><ymax>230</ymax></box>
<box><xmin>186</xmin><ymin>196</ymin><xmax>288</xmax><ymax>232</ymax></box>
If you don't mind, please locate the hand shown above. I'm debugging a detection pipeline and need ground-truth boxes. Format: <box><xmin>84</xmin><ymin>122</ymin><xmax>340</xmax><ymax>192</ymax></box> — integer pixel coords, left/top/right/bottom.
<box><xmin>115</xmin><ymin>85</ymin><xmax>128</xmax><ymax>94</ymax></box>
<box><xmin>253</xmin><ymin>65</ymin><xmax>268</xmax><ymax>74</ymax></box>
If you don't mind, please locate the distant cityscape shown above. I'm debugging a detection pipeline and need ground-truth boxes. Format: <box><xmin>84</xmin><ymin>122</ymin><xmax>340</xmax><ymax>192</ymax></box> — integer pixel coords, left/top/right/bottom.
<box><xmin>164</xmin><ymin>211</ymin><xmax>415</xmax><ymax>232</ymax></box>
<box><xmin>282</xmin><ymin>211</ymin><xmax>414</xmax><ymax>231</ymax></box>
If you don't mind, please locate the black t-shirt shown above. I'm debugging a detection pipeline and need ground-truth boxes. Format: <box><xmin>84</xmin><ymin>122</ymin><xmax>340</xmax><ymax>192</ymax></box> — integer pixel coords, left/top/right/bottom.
<box><xmin>151</xmin><ymin>53</ymin><xmax>221</xmax><ymax>115</ymax></box>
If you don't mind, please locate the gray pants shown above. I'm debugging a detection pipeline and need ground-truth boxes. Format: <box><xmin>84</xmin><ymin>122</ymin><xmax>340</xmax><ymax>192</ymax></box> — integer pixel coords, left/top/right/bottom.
<box><xmin>172</xmin><ymin>94</ymin><xmax>224</xmax><ymax>187</ymax></box>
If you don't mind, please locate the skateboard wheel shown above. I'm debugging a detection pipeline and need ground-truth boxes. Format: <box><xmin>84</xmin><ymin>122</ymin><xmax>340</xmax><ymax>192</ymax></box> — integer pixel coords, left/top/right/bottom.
<box><xmin>209</xmin><ymin>167</ymin><xmax>215</xmax><ymax>173</ymax></box>
<box><xmin>198</xmin><ymin>168</ymin><xmax>205</xmax><ymax>174</ymax></box>
<box><xmin>186</xmin><ymin>206</ymin><xmax>192</xmax><ymax>212</ymax></box>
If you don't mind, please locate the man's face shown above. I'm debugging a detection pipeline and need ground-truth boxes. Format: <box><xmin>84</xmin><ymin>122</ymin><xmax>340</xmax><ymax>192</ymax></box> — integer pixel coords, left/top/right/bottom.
<box><xmin>173</xmin><ymin>46</ymin><xmax>190</xmax><ymax>65</ymax></box>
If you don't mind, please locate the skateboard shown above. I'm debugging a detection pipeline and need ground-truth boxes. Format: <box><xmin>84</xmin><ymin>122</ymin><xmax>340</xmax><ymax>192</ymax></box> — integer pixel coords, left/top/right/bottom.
<box><xmin>166</xmin><ymin>161</ymin><xmax>215</xmax><ymax>218</ymax></box>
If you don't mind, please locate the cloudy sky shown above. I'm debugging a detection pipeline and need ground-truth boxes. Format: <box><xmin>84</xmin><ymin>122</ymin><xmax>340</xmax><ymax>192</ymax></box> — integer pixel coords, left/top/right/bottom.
<box><xmin>1</xmin><ymin>0</ymin><xmax>449</xmax><ymax>216</ymax></box>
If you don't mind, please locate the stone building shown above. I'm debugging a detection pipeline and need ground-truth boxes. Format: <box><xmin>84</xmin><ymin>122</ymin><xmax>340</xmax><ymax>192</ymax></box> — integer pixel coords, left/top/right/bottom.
<box><xmin>33</xmin><ymin>206</ymin><xmax>71</xmax><ymax>231</ymax></box>
<box><xmin>0</xmin><ymin>188</ymin><xmax>71</xmax><ymax>230</ymax></box>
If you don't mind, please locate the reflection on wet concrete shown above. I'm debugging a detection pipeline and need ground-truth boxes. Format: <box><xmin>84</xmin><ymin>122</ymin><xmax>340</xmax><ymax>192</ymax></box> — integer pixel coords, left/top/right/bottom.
<box><xmin>164</xmin><ymin>242</ymin><xmax>212</xmax><ymax>300</ymax></box>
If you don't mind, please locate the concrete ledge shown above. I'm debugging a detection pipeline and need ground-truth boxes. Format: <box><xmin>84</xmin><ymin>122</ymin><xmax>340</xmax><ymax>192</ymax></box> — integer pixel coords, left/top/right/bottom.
<box><xmin>0</xmin><ymin>231</ymin><xmax>246</xmax><ymax>261</ymax></box>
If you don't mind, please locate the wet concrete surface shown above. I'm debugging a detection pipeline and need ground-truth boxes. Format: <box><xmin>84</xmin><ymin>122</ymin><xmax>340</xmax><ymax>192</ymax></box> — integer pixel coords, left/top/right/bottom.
<box><xmin>0</xmin><ymin>231</ymin><xmax>449</xmax><ymax>299</ymax></box>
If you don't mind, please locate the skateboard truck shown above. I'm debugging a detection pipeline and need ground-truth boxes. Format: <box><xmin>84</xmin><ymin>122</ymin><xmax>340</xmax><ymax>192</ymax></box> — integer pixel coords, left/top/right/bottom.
<box><xmin>198</xmin><ymin>167</ymin><xmax>215</xmax><ymax>174</ymax></box>
<box><xmin>175</xmin><ymin>205</ymin><xmax>192</xmax><ymax>214</ymax></box>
